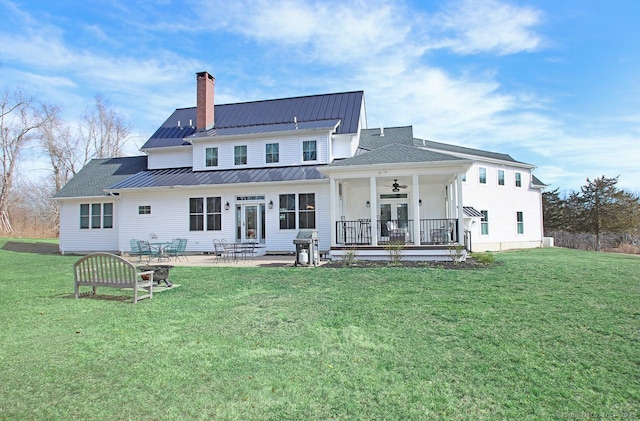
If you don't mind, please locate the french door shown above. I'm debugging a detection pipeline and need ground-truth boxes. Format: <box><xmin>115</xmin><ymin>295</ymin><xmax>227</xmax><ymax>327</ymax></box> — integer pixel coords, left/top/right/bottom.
<box><xmin>379</xmin><ymin>201</ymin><xmax>408</xmax><ymax>237</ymax></box>
<box><xmin>235</xmin><ymin>203</ymin><xmax>266</xmax><ymax>243</ymax></box>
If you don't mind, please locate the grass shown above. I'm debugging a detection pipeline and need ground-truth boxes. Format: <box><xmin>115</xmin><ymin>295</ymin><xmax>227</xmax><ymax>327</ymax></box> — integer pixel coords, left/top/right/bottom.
<box><xmin>0</xmin><ymin>239</ymin><xmax>638</xmax><ymax>420</ymax></box>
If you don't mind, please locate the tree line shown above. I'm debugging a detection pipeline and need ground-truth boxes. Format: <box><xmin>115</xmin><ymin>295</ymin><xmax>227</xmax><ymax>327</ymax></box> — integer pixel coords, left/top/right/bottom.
<box><xmin>1</xmin><ymin>85</ymin><xmax>131</xmax><ymax>235</ymax></box>
<box><xmin>543</xmin><ymin>176</ymin><xmax>640</xmax><ymax>252</ymax></box>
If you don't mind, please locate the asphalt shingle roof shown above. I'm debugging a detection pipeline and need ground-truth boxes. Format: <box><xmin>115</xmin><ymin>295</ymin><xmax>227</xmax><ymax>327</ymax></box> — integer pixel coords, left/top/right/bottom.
<box><xmin>327</xmin><ymin>143</ymin><xmax>463</xmax><ymax>167</ymax></box>
<box><xmin>54</xmin><ymin>156</ymin><xmax>148</xmax><ymax>198</ymax></box>
<box><xmin>415</xmin><ymin>139</ymin><xmax>519</xmax><ymax>163</ymax></box>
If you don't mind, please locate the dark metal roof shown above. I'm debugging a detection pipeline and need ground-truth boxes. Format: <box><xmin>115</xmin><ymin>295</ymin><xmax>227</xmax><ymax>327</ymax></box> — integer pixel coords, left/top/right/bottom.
<box><xmin>191</xmin><ymin>119</ymin><xmax>341</xmax><ymax>139</ymax></box>
<box><xmin>54</xmin><ymin>156</ymin><xmax>148</xmax><ymax>198</ymax></box>
<box><xmin>141</xmin><ymin>91</ymin><xmax>364</xmax><ymax>149</ymax></box>
<box><xmin>463</xmin><ymin>206</ymin><xmax>484</xmax><ymax>218</ymax></box>
<box><xmin>108</xmin><ymin>165</ymin><xmax>326</xmax><ymax>190</ymax></box>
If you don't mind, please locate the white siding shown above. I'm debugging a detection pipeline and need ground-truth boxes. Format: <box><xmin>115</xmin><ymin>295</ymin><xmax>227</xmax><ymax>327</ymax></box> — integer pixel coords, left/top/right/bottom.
<box><xmin>462</xmin><ymin>163</ymin><xmax>543</xmax><ymax>251</ymax></box>
<box><xmin>147</xmin><ymin>148</ymin><xmax>192</xmax><ymax>169</ymax></box>
<box><xmin>192</xmin><ymin>132</ymin><xmax>332</xmax><ymax>171</ymax></box>
<box><xmin>58</xmin><ymin>199</ymin><xmax>120</xmax><ymax>254</ymax></box>
<box><xmin>115</xmin><ymin>181</ymin><xmax>331</xmax><ymax>254</ymax></box>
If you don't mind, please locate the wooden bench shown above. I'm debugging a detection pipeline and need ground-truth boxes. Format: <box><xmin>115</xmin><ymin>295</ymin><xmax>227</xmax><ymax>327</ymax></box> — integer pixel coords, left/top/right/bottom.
<box><xmin>74</xmin><ymin>253</ymin><xmax>154</xmax><ymax>304</ymax></box>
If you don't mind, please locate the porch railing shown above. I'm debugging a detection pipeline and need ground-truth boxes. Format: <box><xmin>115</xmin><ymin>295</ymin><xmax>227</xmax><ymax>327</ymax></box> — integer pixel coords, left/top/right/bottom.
<box><xmin>335</xmin><ymin>218</ymin><xmax>459</xmax><ymax>245</ymax></box>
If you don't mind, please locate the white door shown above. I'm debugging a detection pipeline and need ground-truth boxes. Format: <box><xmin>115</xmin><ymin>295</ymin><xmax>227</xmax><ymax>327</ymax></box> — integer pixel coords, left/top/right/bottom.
<box><xmin>235</xmin><ymin>204</ymin><xmax>265</xmax><ymax>243</ymax></box>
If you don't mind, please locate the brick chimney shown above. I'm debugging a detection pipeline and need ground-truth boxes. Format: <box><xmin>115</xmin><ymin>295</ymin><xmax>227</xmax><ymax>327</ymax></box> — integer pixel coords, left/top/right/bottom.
<box><xmin>196</xmin><ymin>71</ymin><xmax>215</xmax><ymax>131</ymax></box>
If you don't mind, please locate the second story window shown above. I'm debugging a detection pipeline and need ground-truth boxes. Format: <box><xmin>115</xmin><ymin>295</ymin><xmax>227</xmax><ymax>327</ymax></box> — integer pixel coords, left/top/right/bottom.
<box><xmin>266</xmin><ymin>143</ymin><xmax>279</xmax><ymax>163</ymax></box>
<box><xmin>303</xmin><ymin>140</ymin><xmax>317</xmax><ymax>161</ymax></box>
<box><xmin>479</xmin><ymin>167</ymin><xmax>487</xmax><ymax>184</ymax></box>
<box><xmin>498</xmin><ymin>170</ymin><xmax>505</xmax><ymax>186</ymax></box>
<box><xmin>515</xmin><ymin>172</ymin><xmax>522</xmax><ymax>187</ymax></box>
<box><xmin>205</xmin><ymin>147</ymin><xmax>218</xmax><ymax>167</ymax></box>
<box><xmin>234</xmin><ymin>145</ymin><xmax>247</xmax><ymax>165</ymax></box>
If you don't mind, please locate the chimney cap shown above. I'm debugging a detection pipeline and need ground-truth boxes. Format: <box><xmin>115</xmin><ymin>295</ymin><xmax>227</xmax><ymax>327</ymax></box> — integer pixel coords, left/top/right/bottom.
<box><xmin>196</xmin><ymin>71</ymin><xmax>215</xmax><ymax>81</ymax></box>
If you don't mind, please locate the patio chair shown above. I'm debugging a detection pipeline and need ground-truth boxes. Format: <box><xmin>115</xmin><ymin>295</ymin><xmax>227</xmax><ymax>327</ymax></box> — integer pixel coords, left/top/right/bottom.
<box><xmin>241</xmin><ymin>241</ymin><xmax>256</xmax><ymax>261</ymax></box>
<box><xmin>164</xmin><ymin>238</ymin><xmax>182</xmax><ymax>261</ymax></box>
<box><xmin>129</xmin><ymin>239</ymin><xmax>143</xmax><ymax>262</ymax></box>
<box><xmin>137</xmin><ymin>240</ymin><xmax>160</xmax><ymax>262</ymax></box>
<box><xmin>176</xmin><ymin>238</ymin><xmax>188</xmax><ymax>261</ymax></box>
<box><xmin>212</xmin><ymin>239</ymin><xmax>227</xmax><ymax>262</ymax></box>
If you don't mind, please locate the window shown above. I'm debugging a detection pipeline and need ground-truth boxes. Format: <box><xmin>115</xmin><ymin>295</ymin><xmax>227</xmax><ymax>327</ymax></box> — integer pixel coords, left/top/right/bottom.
<box><xmin>498</xmin><ymin>170</ymin><xmax>505</xmax><ymax>186</ymax></box>
<box><xmin>479</xmin><ymin>167</ymin><xmax>487</xmax><ymax>184</ymax></box>
<box><xmin>303</xmin><ymin>140</ymin><xmax>317</xmax><ymax>161</ymax></box>
<box><xmin>515</xmin><ymin>172</ymin><xmax>522</xmax><ymax>187</ymax></box>
<box><xmin>103</xmin><ymin>203</ymin><xmax>113</xmax><ymax>229</ymax></box>
<box><xmin>205</xmin><ymin>147</ymin><xmax>218</xmax><ymax>167</ymax></box>
<box><xmin>138</xmin><ymin>205</ymin><xmax>151</xmax><ymax>215</ymax></box>
<box><xmin>80</xmin><ymin>204</ymin><xmax>89</xmax><ymax>229</ymax></box>
<box><xmin>516</xmin><ymin>211</ymin><xmax>524</xmax><ymax>234</ymax></box>
<box><xmin>299</xmin><ymin>193</ymin><xmax>316</xmax><ymax>229</ymax></box>
<box><xmin>266</xmin><ymin>143</ymin><xmax>279</xmax><ymax>163</ymax></box>
<box><xmin>279</xmin><ymin>194</ymin><xmax>296</xmax><ymax>229</ymax></box>
<box><xmin>206</xmin><ymin>197</ymin><xmax>222</xmax><ymax>231</ymax></box>
<box><xmin>190</xmin><ymin>197</ymin><xmax>221</xmax><ymax>231</ymax></box>
<box><xmin>80</xmin><ymin>203</ymin><xmax>113</xmax><ymax>229</ymax></box>
<box><xmin>481</xmin><ymin>210</ymin><xmax>489</xmax><ymax>235</ymax></box>
<box><xmin>462</xmin><ymin>172</ymin><xmax>467</xmax><ymax>182</ymax></box>
<box><xmin>91</xmin><ymin>204</ymin><xmax>101</xmax><ymax>228</ymax></box>
<box><xmin>189</xmin><ymin>198</ymin><xmax>204</xmax><ymax>231</ymax></box>
<box><xmin>234</xmin><ymin>145</ymin><xmax>247</xmax><ymax>165</ymax></box>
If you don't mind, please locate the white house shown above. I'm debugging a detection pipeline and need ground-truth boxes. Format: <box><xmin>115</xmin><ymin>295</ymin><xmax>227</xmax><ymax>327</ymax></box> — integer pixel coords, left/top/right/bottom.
<box><xmin>54</xmin><ymin>71</ymin><xmax>546</xmax><ymax>260</ymax></box>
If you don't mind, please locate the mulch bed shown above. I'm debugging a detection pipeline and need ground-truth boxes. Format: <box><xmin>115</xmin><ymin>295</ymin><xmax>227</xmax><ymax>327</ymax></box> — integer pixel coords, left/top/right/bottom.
<box><xmin>321</xmin><ymin>258</ymin><xmax>498</xmax><ymax>269</ymax></box>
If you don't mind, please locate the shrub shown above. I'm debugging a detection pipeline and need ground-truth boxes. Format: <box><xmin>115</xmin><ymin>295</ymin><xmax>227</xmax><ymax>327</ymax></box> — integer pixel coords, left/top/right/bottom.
<box><xmin>473</xmin><ymin>252</ymin><xmax>495</xmax><ymax>264</ymax></box>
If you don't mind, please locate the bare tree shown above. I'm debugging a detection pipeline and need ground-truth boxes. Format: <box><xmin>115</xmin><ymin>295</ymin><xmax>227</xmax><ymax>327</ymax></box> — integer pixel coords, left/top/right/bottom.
<box><xmin>0</xmin><ymin>87</ymin><xmax>55</xmax><ymax>217</ymax></box>
<box><xmin>79</xmin><ymin>95</ymin><xmax>131</xmax><ymax>159</ymax></box>
<box><xmin>39</xmin><ymin>104</ymin><xmax>80</xmax><ymax>191</ymax></box>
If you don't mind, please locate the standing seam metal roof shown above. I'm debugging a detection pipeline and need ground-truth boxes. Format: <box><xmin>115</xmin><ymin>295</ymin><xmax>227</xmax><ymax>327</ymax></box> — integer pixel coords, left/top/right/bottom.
<box><xmin>141</xmin><ymin>91</ymin><xmax>364</xmax><ymax>149</ymax></box>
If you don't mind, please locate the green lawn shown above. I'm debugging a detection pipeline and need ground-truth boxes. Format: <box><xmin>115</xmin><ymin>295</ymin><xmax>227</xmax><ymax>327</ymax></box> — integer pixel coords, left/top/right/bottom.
<box><xmin>0</xmin><ymin>239</ymin><xmax>638</xmax><ymax>420</ymax></box>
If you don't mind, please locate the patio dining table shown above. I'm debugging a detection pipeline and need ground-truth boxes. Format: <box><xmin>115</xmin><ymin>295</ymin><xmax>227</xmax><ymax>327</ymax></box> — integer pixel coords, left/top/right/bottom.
<box><xmin>149</xmin><ymin>242</ymin><xmax>173</xmax><ymax>261</ymax></box>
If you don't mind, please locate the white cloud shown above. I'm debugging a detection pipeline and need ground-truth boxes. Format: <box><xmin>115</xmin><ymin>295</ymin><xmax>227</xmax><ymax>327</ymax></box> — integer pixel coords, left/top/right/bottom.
<box><xmin>431</xmin><ymin>0</ymin><xmax>543</xmax><ymax>55</ymax></box>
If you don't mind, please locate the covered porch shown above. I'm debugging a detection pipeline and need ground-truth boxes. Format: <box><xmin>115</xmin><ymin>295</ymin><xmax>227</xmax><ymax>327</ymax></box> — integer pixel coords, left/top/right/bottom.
<box><xmin>322</xmin><ymin>168</ymin><xmax>471</xmax><ymax>261</ymax></box>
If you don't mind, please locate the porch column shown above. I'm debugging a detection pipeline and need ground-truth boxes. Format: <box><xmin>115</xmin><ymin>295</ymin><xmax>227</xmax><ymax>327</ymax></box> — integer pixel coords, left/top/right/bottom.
<box><xmin>412</xmin><ymin>174</ymin><xmax>420</xmax><ymax>245</ymax></box>
<box><xmin>369</xmin><ymin>176</ymin><xmax>378</xmax><ymax>246</ymax></box>
<box><xmin>329</xmin><ymin>177</ymin><xmax>337</xmax><ymax>247</ymax></box>
<box><xmin>456</xmin><ymin>175</ymin><xmax>464</xmax><ymax>243</ymax></box>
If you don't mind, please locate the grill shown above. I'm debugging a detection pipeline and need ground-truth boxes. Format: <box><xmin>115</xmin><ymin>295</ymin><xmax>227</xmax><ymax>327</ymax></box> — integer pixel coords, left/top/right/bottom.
<box><xmin>293</xmin><ymin>229</ymin><xmax>319</xmax><ymax>266</ymax></box>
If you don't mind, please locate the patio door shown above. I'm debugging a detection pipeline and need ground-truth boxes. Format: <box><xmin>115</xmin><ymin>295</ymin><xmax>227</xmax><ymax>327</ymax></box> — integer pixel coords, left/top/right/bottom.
<box><xmin>379</xmin><ymin>201</ymin><xmax>408</xmax><ymax>237</ymax></box>
<box><xmin>235</xmin><ymin>203</ymin><xmax>266</xmax><ymax>243</ymax></box>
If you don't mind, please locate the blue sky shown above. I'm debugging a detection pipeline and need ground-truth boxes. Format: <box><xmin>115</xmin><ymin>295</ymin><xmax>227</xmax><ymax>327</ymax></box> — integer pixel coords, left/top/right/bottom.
<box><xmin>1</xmin><ymin>0</ymin><xmax>639</xmax><ymax>193</ymax></box>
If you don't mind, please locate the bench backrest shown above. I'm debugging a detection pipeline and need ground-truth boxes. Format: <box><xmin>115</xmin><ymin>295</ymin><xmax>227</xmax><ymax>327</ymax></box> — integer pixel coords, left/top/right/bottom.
<box><xmin>74</xmin><ymin>253</ymin><xmax>136</xmax><ymax>285</ymax></box>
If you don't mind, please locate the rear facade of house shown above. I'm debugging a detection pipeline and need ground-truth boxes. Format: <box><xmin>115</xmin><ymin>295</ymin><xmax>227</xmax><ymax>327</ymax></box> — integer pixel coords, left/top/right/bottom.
<box><xmin>54</xmin><ymin>72</ymin><xmax>545</xmax><ymax>260</ymax></box>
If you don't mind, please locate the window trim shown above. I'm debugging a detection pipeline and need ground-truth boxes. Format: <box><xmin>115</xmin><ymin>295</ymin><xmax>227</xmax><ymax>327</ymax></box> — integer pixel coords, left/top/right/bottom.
<box><xmin>190</xmin><ymin>196</ymin><xmax>222</xmax><ymax>231</ymax></box>
<box><xmin>298</xmin><ymin>193</ymin><xmax>316</xmax><ymax>229</ymax></box>
<box><xmin>479</xmin><ymin>167</ymin><xmax>487</xmax><ymax>185</ymax></box>
<box><xmin>279</xmin><ymin>194</ymin><xmax>296</xmax><ymax>230</ymax></box>
<box><xmin>205</xmin><ymin>147</ymin><xmax>218</xmax><ymax>167</ymax></box>
<box><xmin>302</xmin><ymin>140</ymin><xmax>317</xmax><ymax>162</ymax></box>
<box><xmin>515</xmin><ymin>172</ymin><xmax>522</xmax><ymax>188</ymax></box>
<box><xmin>480</xmin><ymin>210</ymin><xmax>489</xmax><ymax>235</ymax></box>
<box><xmin>234</xmin><ymin>145</ymin><xmax>247</xmax><ymax>166</ymax></box>
<box><xmin>516</xmin><ymin>211</ymin><xmax>524</xmax><ymax>234</ymax></box>
<box><xmin>80</xmin><ymin>203</ymin><xmax>113</xmax><ymax>230</ymax></box>
<box><xmin>265</xmin><ymin>142</ymin><xmax>279</xmax><ymax>164</ymax></box>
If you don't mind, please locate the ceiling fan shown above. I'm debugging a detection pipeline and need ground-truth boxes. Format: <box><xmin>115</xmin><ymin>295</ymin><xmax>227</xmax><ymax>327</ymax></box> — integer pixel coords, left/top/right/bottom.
<box><xmin>387</xmin><ymin>179</ymin><xmax>407</xmax><ymax>192</ymax></box>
